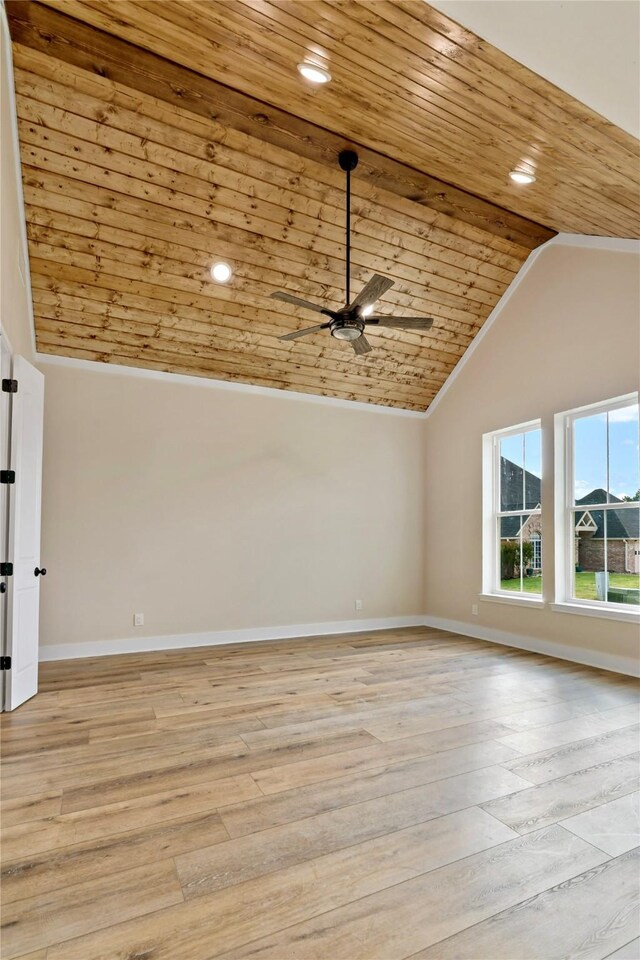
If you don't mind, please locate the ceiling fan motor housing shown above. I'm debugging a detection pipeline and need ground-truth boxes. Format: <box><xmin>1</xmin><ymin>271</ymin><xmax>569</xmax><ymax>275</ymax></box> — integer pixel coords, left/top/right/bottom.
<box><xmin>330</xmin><ymin>306</ymin><xmax>364</xmax><ymax>341</ymax></box>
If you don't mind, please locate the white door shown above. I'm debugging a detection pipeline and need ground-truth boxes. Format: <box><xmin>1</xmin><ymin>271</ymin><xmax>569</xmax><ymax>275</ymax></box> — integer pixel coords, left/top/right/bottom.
<box><xmin>0</xmin><ymin>335</ymin><xmax>11</xmax><ymax>712</ymax></box>
<box><xmin>5</xmin><ymin>356</ymin><xmax>45</xmax><ymax>710</ymax></box>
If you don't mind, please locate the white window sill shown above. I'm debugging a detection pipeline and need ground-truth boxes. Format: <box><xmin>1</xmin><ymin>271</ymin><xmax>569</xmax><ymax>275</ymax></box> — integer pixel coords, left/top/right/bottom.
<box><xmin>479</xmin><ymin>593</ymin><xmax>545</xmax><ymax>609</ymax></box>
<box><xmin>551</xmin><ymin>602</ymin><xmax>640</xmax><ymax>624</ymax></box>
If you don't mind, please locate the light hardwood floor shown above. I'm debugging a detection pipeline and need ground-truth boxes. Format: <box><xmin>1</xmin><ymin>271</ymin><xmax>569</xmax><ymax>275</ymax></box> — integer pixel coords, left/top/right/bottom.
<box><xmin>1</xmin><ymin>626</ymin><xmax>639</xmax><ymax>959</ymax></box>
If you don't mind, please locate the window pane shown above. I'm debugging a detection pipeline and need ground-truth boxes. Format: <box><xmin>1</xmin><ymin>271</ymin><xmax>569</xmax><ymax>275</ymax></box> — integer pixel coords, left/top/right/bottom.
<box><xmin>574</xmin><ymin>412</ymin><xmax>607</xmax><ymax>506</ymax></box>
<box><xmin>573</xmin><ymin>507</ymin><xmax>640</xmax><ymax>604</ymax></box>
<box><xmin>500</xmin><ymin>513</ymin><xmax>542</xmax><ymax>595</ymax></box>
<box><xmin>606</xmin><ymin>508</ymin><xmax>640</xmax><ymax>604</ymax></box>
<box><xmin>524</xmin><ymin>428</ymin><xmax>542</xmax><ymax>509</ymax></box>
<box><xmin>500</xmin><ymin>433</ymin><xmax>524</xmax><ymax>510</ymax></box>
<box><xmin>609</xmin><ymin>403</ymin><xmax>639</xmax><ymax>503</ymax></box>
<box><xmin>573</xmin><ymin>508</ymin><xmax>605</xmax><ymax>600</ymax></box>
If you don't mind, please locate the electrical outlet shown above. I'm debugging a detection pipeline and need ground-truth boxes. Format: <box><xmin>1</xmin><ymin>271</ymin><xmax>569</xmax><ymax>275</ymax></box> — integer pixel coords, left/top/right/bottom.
<box><xmin>471</xmin><ymin>604</ymin><xmax>479</xmax><ymax>616</ymax></box>
<box><xmin>133</xmin><ymin>613</ymin><xmax>144</xmax><ymax>627</ymax></box>
<box><xmin>355</xmin><ymin>599</ymin><xmax>363</xmax><ymax>611</ymax></box>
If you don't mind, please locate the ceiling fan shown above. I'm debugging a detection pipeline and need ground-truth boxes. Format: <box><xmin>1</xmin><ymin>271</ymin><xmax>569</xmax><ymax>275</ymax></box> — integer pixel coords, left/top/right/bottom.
<box><xmin>272</xmin><ymin>150</ymin><xmax>434</xmax><ymax>355</ymax></box>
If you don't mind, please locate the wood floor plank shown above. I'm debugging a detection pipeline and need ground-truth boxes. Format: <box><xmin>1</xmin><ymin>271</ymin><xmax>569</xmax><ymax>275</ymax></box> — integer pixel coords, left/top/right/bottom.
<box><xmin>504</xmin><ymin>724</ymin><xmax>640</xmax><ymax>785</ymax></box>
<box><xmin>44</xmin><ymin>812</ymin><xmax>555</xmax><ymax>960</ymax></box>
<box><xmin>59</xmin><ymin>729</ymin><xmax>379</xmax><ymax>813</ymax></box>
<box><xmin>1</xmin><ymin>774</ymin><xmax>261</xmax><ymax>861</ymax></box>
<box><xmin>9</xmin><ymin>951</ymin><xmax>47</xmax><ymax>960</ymax></box>
<box><xmin>413</xmin><ymin>847</ymin><xmax>640</xmax><ymax>960</ymax></box>
<box><xmin>153</xmin><ymin>691</ymin><xmax>338</xmax><ymax>723</ymax></box>
<box><xmin>496</xmin><ymin>704</ymin><xmax>640</xmax><ymax>754</ymax></box>
<box><xmin>256</xmin><ymin>688</ymin><xmax>463</xmax><ymax>730</ymax></box>
<box><xmin>252</xmin><ymin>719</ymin><xmax>516</xmax><ymax>795</ymax></box>
<box><xmin>2</xmin><ymin>626</ymin><xmax>638</xmax><ymax>959</ymax></box>
<box><xmin>606</xmin><ymin>938</ymin><xmax>640</xmax><ymax>959</ymax></box>
<box><xmin>490</xmin><ymin>697</ymin><xmax>640</xmax><ymax>734</ymax></box>
<box><xmin>1</xmin><ymin>721</ymin><xmax>262</xmax><ymax>778</ymax></box>
<box><xmin>0</xmin><ymin>792</ymin><xmax>62</xmax><ymax>827</ymax></box>
<box><xmin>1</xmin><ymin>698</ymin><xmax>175</xmax><ymax>726</ymax></box>
<box><xmin>1</xmin><ymin>810</ymin><xmax>226</xmax><ymax>903</ymax></box>
<box><xmin>561</xmin><ymin>792</ymin><xmax>640</xmax><ymax>856</ymax></box>
<box><xmin>0</xmin><ymin>728</ymin><xmax>89</xmax><ymax>757</ymax></box>
<box><xmin>481</xmin><ymin>753</ymin><xmax>640</xmax><ymax>834</ymax></box>
<box><xmin>0</xmin><ymin>859</ymin><xmax>183</xmax><ymax>959</ymax></box>
<box><xmin>0</xmin><ymin>735</ymin><xmax>250</xmax><ymax>801</ymax></box>
<box><xmin>177</xmin><ymin>766</ymin><xmax>527</xmax><ymax>897</ymax></box>
<box><xmin>215</xmin><ymin>826</ymin><xmax>608</xmax><ymax>960</ymax></box>
<box><xmin>239</xmin><ymin>693</ymin><xmax>467</xmax><ymax>745</ymax></box>
<box><xmin>362</xmin><ymin>693</ymin><xmax>562</xmax><ymax>742</ymax></box>
<box><xmin>220</xmin><ymin>741</ymin><xmax>523</xmax><ymax>838</ymax></box>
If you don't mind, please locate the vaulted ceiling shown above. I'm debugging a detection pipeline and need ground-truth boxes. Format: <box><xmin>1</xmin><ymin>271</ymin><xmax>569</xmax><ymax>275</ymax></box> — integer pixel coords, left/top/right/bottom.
<box><xmin>7</xmin><ymin>1</ymin><xmax>639</xmax><ymax>410</ymax></box>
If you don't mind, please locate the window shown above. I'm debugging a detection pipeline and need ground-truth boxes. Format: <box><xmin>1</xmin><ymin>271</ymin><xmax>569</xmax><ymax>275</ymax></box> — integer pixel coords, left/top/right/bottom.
<box><xmin>531</xmin><ymin>535</ymin><xmax>542</xmax><ymax>571</ymax></box>
<box><xmin>483</xmin><ymin>421</ymin><xmax>543</xmax><ymax>601</ymax></box>
<box><xmin>555</xmin><ymin>394</ymin><xmax>639</xmax><ymax>618</ymax></box>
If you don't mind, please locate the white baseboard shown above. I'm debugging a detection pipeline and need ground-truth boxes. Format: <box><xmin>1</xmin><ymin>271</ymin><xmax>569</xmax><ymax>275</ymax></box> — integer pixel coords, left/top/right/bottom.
<box><xmin>39</xmin><ymin>613</ymin><xmax>639</xmax><ymax>678</ymax></box>
<box><xmin>38</xmin><ymin>615</ymin><xmax>426</xmax><ymax>661</ymax></box>
<box><xmin>422</xmin><ymin>615</ymin><xmax>640</xmax><ymax>678</ymax></box>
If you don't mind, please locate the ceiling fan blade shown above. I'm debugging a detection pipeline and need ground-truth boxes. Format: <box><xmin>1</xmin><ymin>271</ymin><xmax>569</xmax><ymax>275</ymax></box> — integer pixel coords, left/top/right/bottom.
<box><xmin>366</xmin><ymin>317</ymin><xmax>434</xmax><ymax>330</ymax></box>
<box><xmin>279</xmin><ymin>323</ymin><xmax>330</xmax><ymax>341</ymax></box>
<box><xmin>271</xmin><ymin>291</ymin><xmax>329</xmax><ymax>314</ymax></box>
<box><xmin>350</xmin><ymin>274</ymin><xmax>395</xmax><ymax>311</ymax></box>
<box><xmin>351</xmin><ymin>333</ymin><xmax>372</xmax><ymax>355</ymax></box>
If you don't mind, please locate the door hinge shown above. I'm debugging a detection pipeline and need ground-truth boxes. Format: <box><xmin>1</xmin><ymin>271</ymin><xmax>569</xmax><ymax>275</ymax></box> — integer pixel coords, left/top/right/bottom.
<box><xmin>0</xmin><ymin>562</ymin><xmax>13</xmax><ymax>576</ymax></box>
<box><xmin>2</xmin><ymin>379</ymin><xmax>17</xmax><ymax>393</ymax></box>
<box><xmin>0</xmin><ymin>656</ymin><xmax>11</xmax><ymax>670</ymax></box>
<box><xmin>0</xmin><ymin>471</ymin><xmax>15</xmax><ymax>484</ymax></box>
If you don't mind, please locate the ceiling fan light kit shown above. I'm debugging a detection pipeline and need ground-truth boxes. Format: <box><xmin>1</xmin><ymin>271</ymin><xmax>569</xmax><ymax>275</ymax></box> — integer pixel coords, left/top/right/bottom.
<box><xmin>271</xmin><ymin>150</ymin><xmax>434</xmax><ymax>356</ymax></box>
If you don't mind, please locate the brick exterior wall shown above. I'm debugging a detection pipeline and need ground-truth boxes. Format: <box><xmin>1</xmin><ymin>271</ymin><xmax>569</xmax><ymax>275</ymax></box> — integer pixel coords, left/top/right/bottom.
<box><xmin>522</xmin><ymin>515</ymin><xmax>542</xmax><ymax>539</ymax></box>
<box><xmin>578</xmin><ymin>537</ymin><xmax>628</xmax><ymax>573</ymax></box>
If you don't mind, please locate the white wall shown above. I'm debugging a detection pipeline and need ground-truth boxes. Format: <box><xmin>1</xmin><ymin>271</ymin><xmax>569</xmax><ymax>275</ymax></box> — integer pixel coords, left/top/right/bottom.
<box><xmin>38</xmin><ymin>363</ymin><xmax>425</xmax><ymax>651</ymax></box>
<box><xmin>423</xmin><ymin>240</ymin><xmax>640</xmax><ymax>672</ymax></box>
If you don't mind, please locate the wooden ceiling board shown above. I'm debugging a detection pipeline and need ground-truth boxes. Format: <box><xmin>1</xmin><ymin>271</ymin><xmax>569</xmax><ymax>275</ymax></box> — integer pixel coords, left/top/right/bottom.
<box><xmin>32</xmin><ymin>0</ymin><xmax>640</xmax><ymax>237</ymax></box>
<box><xmin>6</xmin><ymin>1</ymin><xmax>637</xmax><ymax>410</ymax></box>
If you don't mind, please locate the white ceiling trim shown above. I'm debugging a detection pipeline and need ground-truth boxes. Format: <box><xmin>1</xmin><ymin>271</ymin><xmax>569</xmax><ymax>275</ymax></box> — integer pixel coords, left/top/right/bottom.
<box><xmin>34</xmin><ymin>353</ymin><xmax>430</xmax><ymax>418</ymax></box>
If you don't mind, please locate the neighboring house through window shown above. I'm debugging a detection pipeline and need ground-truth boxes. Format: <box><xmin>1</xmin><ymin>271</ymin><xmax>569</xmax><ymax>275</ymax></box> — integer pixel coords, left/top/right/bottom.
<box><xmin>554</xmin><ymin>393</ymin><xmax>639</xmax><ymax>619</ymax></box>
<box><xmin>482</xmin><ymin>421</ymin><xmax>543</xmax><ymax>601</ymax></box>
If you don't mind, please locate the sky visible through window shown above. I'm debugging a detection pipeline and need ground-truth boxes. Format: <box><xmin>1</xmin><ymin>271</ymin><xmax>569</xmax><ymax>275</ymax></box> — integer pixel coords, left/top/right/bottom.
<box><xmin>574</xmin><ymin>403</ymin><xmax>639</xmax><ymax>501</ymax></box>
<box><xmin>500</xmin><ymin>430</ymin><xmax>542</xmax><ymax>483</ymax></box>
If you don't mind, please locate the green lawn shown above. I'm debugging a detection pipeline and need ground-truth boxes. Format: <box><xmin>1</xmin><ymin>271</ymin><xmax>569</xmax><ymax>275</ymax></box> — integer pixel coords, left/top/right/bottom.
<box><xmin>501</xmin><ymin>571</ymin><xmax>640</xmax><ymax>600</ymax></box>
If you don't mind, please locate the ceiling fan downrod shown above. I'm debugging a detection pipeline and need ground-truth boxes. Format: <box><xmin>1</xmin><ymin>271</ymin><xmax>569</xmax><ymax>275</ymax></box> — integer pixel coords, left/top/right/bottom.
<box><xmin>338</xmin><ymin>149</ymin><xmax>359</xmax><ymax>305</ymax></box>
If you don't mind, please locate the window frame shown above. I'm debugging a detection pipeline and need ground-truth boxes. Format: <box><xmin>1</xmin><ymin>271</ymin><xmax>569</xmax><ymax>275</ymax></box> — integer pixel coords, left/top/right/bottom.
<box><xmin>481</xmin><ymin>419</ymin><xmax>544</xmax><ymax>606</ymax></box>
<box><xmin>553</xmin><ymin>392</ymin><xmax>639</xmax><ymax>623</ymax></box>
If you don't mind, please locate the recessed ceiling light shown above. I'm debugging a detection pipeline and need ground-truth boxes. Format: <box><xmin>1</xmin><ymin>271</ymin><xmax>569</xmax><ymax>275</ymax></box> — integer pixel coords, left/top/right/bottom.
<box><xmin>297</xmin><ymin>61</ymin><xmax>331</xmax><ymax>84</ymax></box>
<box><xmin>361</xmin><ymin>304</ymin><xmax>374</xmax><ymax>317</ymax></box>
<box><xmin>509</xmin><ymin>169</ymin><xmax>536</xmax><ymax>185</ymax></box>
<box><xmin>210</xmin><ymin>261</ymin><xmax>232</xmax><ymax>284</ymax></box>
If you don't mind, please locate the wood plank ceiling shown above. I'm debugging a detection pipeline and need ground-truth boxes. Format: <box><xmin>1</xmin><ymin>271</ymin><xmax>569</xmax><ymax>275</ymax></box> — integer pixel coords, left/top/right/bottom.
<box><xmin>7</xmin><ymin>1</ymin><xmax>639</xmax><ymax>410</ymax></box>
